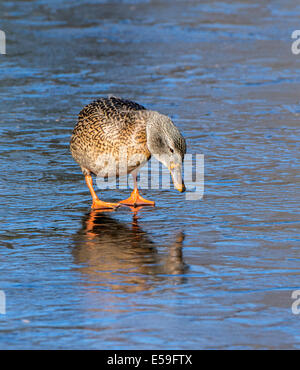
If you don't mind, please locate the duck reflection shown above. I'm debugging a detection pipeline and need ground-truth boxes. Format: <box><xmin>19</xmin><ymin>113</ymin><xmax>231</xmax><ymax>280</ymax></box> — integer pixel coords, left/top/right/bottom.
<box><xmin>72</xmin><ymin>209</ymin><xmax>188</xmax><ymax>293</ymax></box>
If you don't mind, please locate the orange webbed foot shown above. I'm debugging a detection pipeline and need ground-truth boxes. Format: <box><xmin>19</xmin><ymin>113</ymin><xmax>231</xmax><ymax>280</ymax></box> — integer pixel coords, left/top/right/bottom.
<box><xmin>119</xmin><ymin>189</ymin><xmax>155</xmax><ymax>207</ymax></box>
<box><xmin>91</xmin><ymin>199</ymin><xmax>120</xmax><ymax>210</ymax></box>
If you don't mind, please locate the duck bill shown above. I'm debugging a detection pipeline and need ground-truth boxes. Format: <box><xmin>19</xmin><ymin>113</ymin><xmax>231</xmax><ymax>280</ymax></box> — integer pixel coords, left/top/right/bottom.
<box><xmin>169</xmin><ymin>165</ymin><xmax>186</xmax><ymax>193</ymax></box>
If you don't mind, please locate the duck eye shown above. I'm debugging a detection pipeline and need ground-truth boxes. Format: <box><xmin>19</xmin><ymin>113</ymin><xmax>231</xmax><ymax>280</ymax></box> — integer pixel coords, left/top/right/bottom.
<box><xmin>169</xmin><ymin>147</ymin><xmax>174</xmax><ymax>153</ymax></box>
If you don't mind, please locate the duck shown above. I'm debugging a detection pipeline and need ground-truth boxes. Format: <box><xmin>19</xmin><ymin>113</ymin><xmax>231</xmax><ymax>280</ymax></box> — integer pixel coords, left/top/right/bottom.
<box><xmin>70</xmin><ymin>96</ymin><xmax>186</xmax><ymax>209</ymax></box>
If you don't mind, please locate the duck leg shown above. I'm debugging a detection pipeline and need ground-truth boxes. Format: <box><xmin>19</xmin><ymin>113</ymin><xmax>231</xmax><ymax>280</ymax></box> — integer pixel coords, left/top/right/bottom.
<box><xmin>85</xmin><ymin>175</ymin><xmax>119</xmax><ymax>209</ymax></box>
<box><xmin>119</xmin><ymin>171</ymin><xmax>155</xmax><ymax>207</ymax></box>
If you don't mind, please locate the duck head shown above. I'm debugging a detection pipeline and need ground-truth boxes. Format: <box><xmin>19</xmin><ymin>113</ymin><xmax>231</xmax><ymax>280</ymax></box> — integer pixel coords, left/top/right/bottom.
<box><xmin>146</xmin><ymin>111</ymin><xmax>186</xmax><ymax>192</ymax></box>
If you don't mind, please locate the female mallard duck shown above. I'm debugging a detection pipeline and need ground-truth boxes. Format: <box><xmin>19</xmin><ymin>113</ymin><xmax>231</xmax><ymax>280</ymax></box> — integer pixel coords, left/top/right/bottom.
<box><xmin>70</xmin><ymin>96</ymin><xmax>186</xmax><ymax>209</ymax></box>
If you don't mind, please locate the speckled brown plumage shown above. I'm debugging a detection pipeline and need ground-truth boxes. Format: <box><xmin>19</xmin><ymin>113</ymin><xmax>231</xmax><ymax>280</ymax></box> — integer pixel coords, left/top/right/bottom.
<box><xmin>70</xmin><ymin>97</ymin><xmax>152</xmax><ymax>178</ymax></box>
